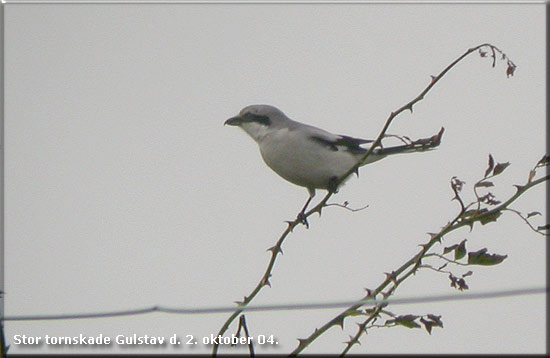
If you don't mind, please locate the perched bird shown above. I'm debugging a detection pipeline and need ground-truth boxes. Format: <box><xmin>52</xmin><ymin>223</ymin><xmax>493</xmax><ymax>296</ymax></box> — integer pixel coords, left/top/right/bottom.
<box><xmin>225</xmin><ymin>104</ymin><xmax>443</xmax><ymax>226</ymax></box>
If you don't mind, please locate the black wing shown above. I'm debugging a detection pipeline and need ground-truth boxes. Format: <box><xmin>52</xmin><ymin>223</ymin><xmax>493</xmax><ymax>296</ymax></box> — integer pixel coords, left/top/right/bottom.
<box><xmin>309</xmin><ymin>135</ymin><xmax>373</xmax><ymax>154</ymax></box>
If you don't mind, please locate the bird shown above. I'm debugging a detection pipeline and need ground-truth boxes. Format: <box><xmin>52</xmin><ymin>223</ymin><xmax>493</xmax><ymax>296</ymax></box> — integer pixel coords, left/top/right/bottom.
<box><xmin>225</xmin><ymin>104</ymin><xmax>443</xmax><ymax>227</ymax></box>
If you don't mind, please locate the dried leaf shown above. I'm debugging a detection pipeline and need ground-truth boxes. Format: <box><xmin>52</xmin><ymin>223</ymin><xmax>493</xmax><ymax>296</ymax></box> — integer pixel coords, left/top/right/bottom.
<box><xmin>457</xmin><ymin>278</ymin><xmax>469</xmax><ymax>291</ymax></box>
<box><xmin>420</xmin><ymin>317</ymin><xmax>433</xmax><ymax>334</ymax></box>
<box><xmin>389</xmin><ymin>315</ymin><xmax>421</xmax><ymax>329</ymax></box>
<box><xmin>449</xmin><ymin>273</ymin><xmax>457</xmax><ymax>288</ymax></box>
<box><xmin>451</xmin><ymin>176</ymin><xmax>465</xmax><ymax>193</ymax></box>
<box><xmin>492</xmin><ymin>162</ymin><xmax>510</xmax><ymax>176</ymax></box>
<box><xmin>479</xmin><ymin>192</ymin><xmax>501</xmax><ymax>206</ymax></box>
<box><xmin>526</xmin><ymin>211</ymin><xmax>541</xmax><ymax>218</ymax></box>
<box><xmin>475</xmin><ymin>181</ymin><xmax>494</xmax><ymax>188</ymax></box>
<box><xmin>488</xmin><ymin>198</ymin><xmax>501</xmax><ymax>205</ymax></box>
<box><xmin>443</xmin><ymin>244</ymin><xmax>458</xmax><ymax>255</ymax></box>
<box><xmin>484</xmin><ymin>154</ymin><xmax>495</xmax><ymax>177</ymax></box>
<box><xmin>528</xmin><ymin>169</ymin><xmax>536</xmax><ymax>183</ymax></box>
<box><xmin>536</xmin><ymin>154</ymin><xmax>549</xmax><ymax>168</ymax></box>
<box><xmin>426</xmin><ymin>314</ymin><xmax>444</xmax><ymax>328</ymax></box>
<box><xmin>455</xmin><ymin>240</ymin><xmax>467</xmax><ymax>260</ymax></box>
<box><xmin>506</xmin><ymin>63</ymin><xmax>516</xmax><ymax>77</ymax></box>
<box><xmin>479</xmin><ymin>211</ymin><xmax>502</xmax><ymax>225</ymax></box>
<box><xmin>468</xmin><ymin>248</ymin><xmax>507</xmax><ymax>266</ymax></box>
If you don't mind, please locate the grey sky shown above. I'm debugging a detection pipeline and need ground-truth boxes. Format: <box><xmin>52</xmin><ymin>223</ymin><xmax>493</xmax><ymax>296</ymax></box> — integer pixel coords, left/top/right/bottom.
<box><xmin>3</xmin><ymin>2</ymin><xmax>546</xmax><ymax>354</ymax></box>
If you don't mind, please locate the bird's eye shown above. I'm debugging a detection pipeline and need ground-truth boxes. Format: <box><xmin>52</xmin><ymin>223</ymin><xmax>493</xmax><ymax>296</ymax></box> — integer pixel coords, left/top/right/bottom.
<box><xmin>244</xmin><ymin>113</ymin><xmax>271</xmax><ymax>126</ymax></box>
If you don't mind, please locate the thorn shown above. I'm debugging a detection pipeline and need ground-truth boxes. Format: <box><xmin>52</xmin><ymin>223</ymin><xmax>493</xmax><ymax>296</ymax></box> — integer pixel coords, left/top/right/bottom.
<box><xmin>345</xmin><ymin>335</ymin><xmax>359</xmax><ymax>345</ymax></box>
<box><xmin>513</xmin><ymin>184</ymin><xmax>524</xmax><ymax>192</ymax></box>
<box><xmin>356</xmin><ymin>322</ymin><xmax>368</xmax><ymax>334</ymax></box>
<box><xmin>284</xmin><ymin>220</ymin><xmax>295</xmax><ymax>232</ymax></box>
<box><xmin>317</xmin><ymin>206</ymin><xmax>323</xmax><ymax>217</ymax></box>
<box><xmin>433</xmin><ymin>127</ymin><xmax>445</xmax><ymax>146</ymax></box>
<box><xmin>354</xmin><ymin>167</ymin><xmax>360</xmax><ymax>177</ymax></box>
<box><xmin>384</xmin><ymin>271</ymin><xmax>397</xmax><ymax>284</ymax></box>
<box><xmin>334</xmin><ymin>316</ymin><xmax>345</xmax><ymax>329</ymax></box>
<box><xmin>267</xmin><ymin>245</ymin><xmax>283</xmax><ymax>255</ymax></box>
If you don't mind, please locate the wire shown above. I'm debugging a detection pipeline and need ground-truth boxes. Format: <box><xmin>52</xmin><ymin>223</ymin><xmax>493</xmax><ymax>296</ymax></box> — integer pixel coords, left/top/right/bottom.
<box><xmin>4</xmin><ymin>1</ymin><xmax>547</xmax><ymax>4</ymax></box>
<box><xmin>1</xmin><ymin>286</ymin><xmax>545</xmax><ymax>321</ymax></box>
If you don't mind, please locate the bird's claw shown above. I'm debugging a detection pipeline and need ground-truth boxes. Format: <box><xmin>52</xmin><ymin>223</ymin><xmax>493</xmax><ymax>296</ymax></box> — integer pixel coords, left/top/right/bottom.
<box><xmin>297</xmin><ymin>212</ymin><xmax>309</xmax><ymax>229</ymax></box>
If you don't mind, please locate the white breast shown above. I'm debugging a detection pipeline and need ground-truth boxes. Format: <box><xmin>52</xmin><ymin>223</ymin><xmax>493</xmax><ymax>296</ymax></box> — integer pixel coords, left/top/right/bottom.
<box><xmin>258</xmin><ymin>128</ymin><xmax>362</xmax><ymax>190</ymax></box>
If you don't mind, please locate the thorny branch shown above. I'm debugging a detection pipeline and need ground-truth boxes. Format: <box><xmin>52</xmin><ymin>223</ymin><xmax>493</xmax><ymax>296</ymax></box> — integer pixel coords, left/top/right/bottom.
<box><xmin>213</xmin><ymin>43</ymin><xmax>522</xmax><ymax>355</ymax></box>
<box><xmin>293</xmin><ymin>154</ymin><xmax>548</xmax><ymax>355</ymax></box>
<box><xmin>236</xmin><ymin>315</ymin><xmax>255</xmax><ymax>356</ymax></box>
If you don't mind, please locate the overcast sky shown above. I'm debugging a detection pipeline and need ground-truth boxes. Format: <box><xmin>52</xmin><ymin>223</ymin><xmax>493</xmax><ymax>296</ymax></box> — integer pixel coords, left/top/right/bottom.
<box><xmin>3</xmin><ymin>1</ymin><xmax>546</xmax><ymax>355</ymax></box>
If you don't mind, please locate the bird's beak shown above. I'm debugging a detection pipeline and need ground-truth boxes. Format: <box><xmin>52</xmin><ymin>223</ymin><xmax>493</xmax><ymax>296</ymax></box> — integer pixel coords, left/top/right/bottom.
<box><xmin>224</xmin><ymin>116</ymin><xmax>242</xmax><ymax>126</ymax></box>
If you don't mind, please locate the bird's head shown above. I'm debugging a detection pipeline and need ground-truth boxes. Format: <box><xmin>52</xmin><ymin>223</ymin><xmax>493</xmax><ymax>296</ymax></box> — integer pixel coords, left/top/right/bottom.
<box><xmin>225</xmin><ymin>104</ymin><xmax>288</xmax><ymax>142</ymax></box>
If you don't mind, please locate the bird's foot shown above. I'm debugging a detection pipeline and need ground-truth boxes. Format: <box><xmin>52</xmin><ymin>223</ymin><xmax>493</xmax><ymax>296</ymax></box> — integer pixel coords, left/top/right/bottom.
<box><xmin>297</xmin><ymin>211</ymin><xmax>309</xmax><ymax>229</ymax></box>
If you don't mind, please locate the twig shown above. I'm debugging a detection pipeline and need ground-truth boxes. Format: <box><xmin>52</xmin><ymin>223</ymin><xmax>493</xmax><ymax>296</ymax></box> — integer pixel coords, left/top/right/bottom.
<box><xmin>418</xmin><ymin>264</ymin><xmax>453</xmax><ymax>275</ymax></box>
<box><xmin>424</xmin><ymin>253</ymin><xmax>471</xmax><ymax>266</ymax></box>
<box><xmin>325</xmin><ymin>202</ymin><xmax>369</xmax><ymax>212</ymax></box>
<box><xmin>502</xmin><ymin>208</ymin><xmax>548</xmax><ymax>236</ymax></box>
<box><xmin>238</xmin><ymin>315</ymin><xmax>255</xmax><ymax>356</ymax></box>
<box><xmin>292</xmin><ymin>170</ymin><xmax>547</xmax><ymax>355</ymax></box>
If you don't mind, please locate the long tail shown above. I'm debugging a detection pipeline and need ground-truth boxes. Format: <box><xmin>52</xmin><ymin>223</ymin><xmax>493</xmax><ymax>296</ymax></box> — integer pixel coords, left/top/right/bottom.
<box><xmin>373</xmin><ymin>127</ymin><xmax>445</xmax><ymax>156</ymax></box>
